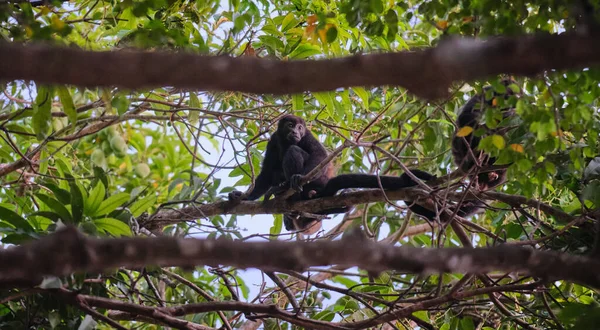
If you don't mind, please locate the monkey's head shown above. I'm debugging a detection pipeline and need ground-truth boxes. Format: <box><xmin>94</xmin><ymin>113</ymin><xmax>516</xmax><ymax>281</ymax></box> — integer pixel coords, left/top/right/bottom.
<box><xmin>278</xmin><ymin>115</ymin><xmax>306</xmax><ymax>144</ymax></box>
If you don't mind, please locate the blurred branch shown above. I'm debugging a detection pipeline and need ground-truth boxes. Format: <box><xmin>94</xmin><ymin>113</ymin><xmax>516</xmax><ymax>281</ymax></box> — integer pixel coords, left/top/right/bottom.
<box><xmin>1</xmin><ymin>33</ymin><xmax>600</xmax><ymax>100</ymax></box>
<box><xmin>2</xmin><ymin>226</ymin><xmax>600</xmax><ymax>289</ymax></box>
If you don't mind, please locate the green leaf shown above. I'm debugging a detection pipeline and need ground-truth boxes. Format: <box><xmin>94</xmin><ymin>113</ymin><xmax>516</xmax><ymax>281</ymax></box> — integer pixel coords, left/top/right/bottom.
<box><xmin>85</xmin><ymin>181</ymin><xmax>105</xmax><ymax>216</ymax></box>
<box><xmin>326</xmin><ymin>26</ymin><xmax>338</xmax><ymax>43</ymax></box>
<box><xmin>93</xmin><ymin>166</ymin><xmax>109</xmax><ymax>191</ymax></box>
<box><xmin>32</xmin><ymin>85</ymin><xmax>54</xmax><ymax>140</ymax></box>
<box><xmin>29</xmin><ymin>211</ymin><xmax>62</xmax><ymax>223</ymax></box>
<box><xmin>269</xmin><ymin>214</ymin><xmax>282</xmax><ymax>239</ymax></box>
<box><xmin>258</xmin><ymin>35</ymin><xmax>285</xmax><ymax>52</ymax></box>
<box><xmin>460</xmin><ymin>317</ymin><xmax>475</xmax><ymax>330</ymax></box>
<box><xmin>583</xmin><ymin>181</ymin><xmax>600</xmax><ymax>208</ymax></box>
<box><xmin>288</xmin><ymin>44</ymin><xmax>321</xmax><ymax>59</ymax></box>
<box><xmin>384</xmin><ymin>9</ymin><xmax>399</xmax><ymax>25</ymax></box>
<box><xmin>188</xmin><ymin>92</ymin><xmax>200</xmax><ymax>124</ymax></box>
<box><xmin>57</xmin><ymin>86</ymin><xmax>77</xmax><ymax>128</ymax></box>
<box><xmin>111</xmin><ymin>93</ymin><xmax>130</xmax><ymax>115</ymax></box>
<box><xmin>129</xmin><ymin>194</ymin><xmax>157</xmax><ymax>217</ymax></box>
<box><xmin>0</xmin><ymin>147</ymin><xmax>13</xmax><ymax>162</ymax></box>
<box><xmin>67</xmin><ymin>176</ymin><xmax>84</xmax><ymax>223</ymax></box>
<box><xmin>0</xmin><ymin>206</ymin><xmax>34</xmax><ymax>231</ymax></box>
<box><xmin>353</xmin><ymin>87</ymin><xmax>369</xmax><ymax>109</ymax></box>
<box><xmin>94</xmin><ymin>193</ymin><xmax>130</xmax><ymax>216</ymax></box>
<box><xmin>314</xmin><ymin>310</ymin><xmax>335</xmax><ymax>321</ymax></box>
<box><xmin>413</xmin><ymin>310</ymin><xmax>429</xmax><ymax>323</ymax></box>
<box><xmin>1</xmin><ymin>233</ymin><xmax>33</xmax><ymax>244</ymax></box>
<box><xmin>314</xmin><ymin>92</ymin><xmax>336</xmax><ymax>115</ymax></box>
<box><xmin>38</xmin><ymin>149</ymin><xmax>48</xmax><ymax>175</ymax></box>
<box><xmin>39</xmin><ymin>182</ymin><xmax>71</xmax><ymax>205</ymax></box>
<box><xmin>36</xmin><ymin>193</ymin><xmax>73</xmax><ymax>223</ymax></box>
<box><xmin>369</xmin><ymin>0</ymin><xmax>383</xmax><ymax>13</ymax></box>
<box><xmin>491</xmin><ymin>134</ymin><xmax>506</xmax><ymax>149</ymax></box>
<box><xmin>331</xmin><ymin>275</ymin><xmax>358</xmax><ymax>288</ymax></box>
<box><xmin>281</xmin><ymin>12</ymin><xmax>298</xmax><ymax>32</ymax></box>
<box><xmin>292</xmin><ymin>93</ymin><xmax>304</xmax><ymax>111</ymax></box>
<box><xmin>94</xmin><ymin>218</ymin><xmax>132</xmax><ymax>237</ymax></box>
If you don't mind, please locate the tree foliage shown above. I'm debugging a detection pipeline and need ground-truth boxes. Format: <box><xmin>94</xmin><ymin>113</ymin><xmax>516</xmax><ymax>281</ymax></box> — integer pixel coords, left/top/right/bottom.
<box><xmin>1</xmin><ymin>0</ymin><xmax>599</xmax><ymax>329</ymax></box>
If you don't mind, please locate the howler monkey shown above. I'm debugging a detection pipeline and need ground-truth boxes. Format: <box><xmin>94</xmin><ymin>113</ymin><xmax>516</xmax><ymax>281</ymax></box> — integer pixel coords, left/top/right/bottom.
<box><xmin>228</xmin><ymin>115</ymin><xmax>347</xmax><ymax>234</ymax></box>
<box><xmin>230</xmin><ymin>115</ymin><xmax>485</xmax><ymax>233</ymax></box>
<box><xmin>451</xmin><ymin>79</ymin><xmax>520</xmax><ymax>191</ymax></box>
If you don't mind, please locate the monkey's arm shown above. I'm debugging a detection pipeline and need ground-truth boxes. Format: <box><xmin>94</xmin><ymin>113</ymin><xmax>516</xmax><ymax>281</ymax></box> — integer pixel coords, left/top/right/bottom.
<box><xmin>298</xmin><ymin>134</ymin><xmax>329</xmax><ymax>175</ymax></box>
<box><xmin>282</xmin><ymin>135</ymin><xmax>328</xmax><ymax>193</ymax></box>
<box><xmin>229</xmin><ymin>138</ymin><xmax>277</xmax><ymax>201</ymax></box>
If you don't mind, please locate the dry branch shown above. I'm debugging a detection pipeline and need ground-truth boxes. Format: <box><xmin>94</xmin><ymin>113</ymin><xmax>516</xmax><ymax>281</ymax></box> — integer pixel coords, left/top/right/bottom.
<box><xmin>2</xmin><ymin>226</ymin><xmax>600</xmax><ymax>289</ymax></box>
<box><xmin>1</xmin><ymin>33</ymin><xmax>600</xmax><ymax>100</ymax></box>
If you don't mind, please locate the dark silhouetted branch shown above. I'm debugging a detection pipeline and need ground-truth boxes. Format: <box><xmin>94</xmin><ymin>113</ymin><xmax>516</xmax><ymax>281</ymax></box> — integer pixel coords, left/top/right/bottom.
<box><xmin>2</xmin><ymin>226</ymin><xmax>600</xmax><ymax>289</ymax></box>
<box><xmin>1</xmin><ymin>34</ymin><xmax>600</xmax><ymax>100</ymax></box>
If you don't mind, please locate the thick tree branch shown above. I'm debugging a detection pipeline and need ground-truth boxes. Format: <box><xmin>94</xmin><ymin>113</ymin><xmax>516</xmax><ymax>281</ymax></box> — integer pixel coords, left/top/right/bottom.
<box><xmin>143</xmin><ymin>186</ymin><xmax>574</xmax><ymax>229</ymax></box>
<box><xmin>2</xmin><ymin>226</ymin><xmax>600</xmax><ymax>289</ymax></box>
<box><xmin>144</xmin><ymin>186</ymin><xmax>432</xmax><ymax>229</ymax></box>
<box><xmin>1</xmin><ymin>34</ymin><xmax>600</xmax><ymax>100</ymax></box>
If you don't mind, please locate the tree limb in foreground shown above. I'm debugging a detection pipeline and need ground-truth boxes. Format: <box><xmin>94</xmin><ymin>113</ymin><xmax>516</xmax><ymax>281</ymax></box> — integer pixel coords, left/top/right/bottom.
<box><xmin>1</xmin><ymin>33</ymin><xmax>599</xmax><ymax>100</ymax></box>
<box><xmin>2</xmin><ymin>226</ymin><xmax>599</xmax><ymax>289</ymax></box>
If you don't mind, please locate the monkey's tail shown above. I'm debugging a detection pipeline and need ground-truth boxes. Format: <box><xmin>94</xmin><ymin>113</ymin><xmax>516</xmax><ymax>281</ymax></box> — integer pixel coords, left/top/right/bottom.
<box><xmin>319</xmin><ymin>169</ymin><xmax>435</xmax><ymax>198</ymax></box>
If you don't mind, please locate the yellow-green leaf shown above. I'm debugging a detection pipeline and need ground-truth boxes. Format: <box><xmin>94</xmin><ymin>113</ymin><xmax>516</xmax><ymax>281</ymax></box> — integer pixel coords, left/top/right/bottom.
<box><xmin>281</xmin><ymin>13</ymin><xmax>297</xmax><ymax>32</ymax></box>
<box><xmin>292</xmin><ymin>94</ymin><xmax>304</xmax><ymax>111</ymax></box>
<box><xmin>94</xmin><ymin>193</ymin><xmax>130</xmax><ymax>216</ymax></box>
<box><xmin>491</xmin><ymin>134</ymin><xmax>506</xmax><ymax>149</ymax></box>
<box><xmin>130</xmin><ymin>194</ymin><xmax>157</xmax><ymax>217</ymax></box>
<box><xmin>288</xmin><ymin>44</ymin><xmax>321</xmax><ymax>59</ymax></box>
<box><xmin>189</xmin><ymin>93</ymin><xmax>200</xmax><ymax>124</ymax></box>
<box><xmin>456</xmin><ymin>126</ymin><xmax>474</xmax><ymax>137</ymax></box>
<box><xmin>353</xmin><ymin>87</ymin><xmax>369</xmax><ymax>109</ymax></box>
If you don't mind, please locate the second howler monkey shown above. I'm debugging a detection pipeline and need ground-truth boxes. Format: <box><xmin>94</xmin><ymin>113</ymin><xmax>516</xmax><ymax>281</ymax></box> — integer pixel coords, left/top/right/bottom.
<box><xmin>316</xmin><ymin>169</ymin><xmax>484</xmax><ymax>221</ymax></box>
<box><xmin>451</xmin><ymin>79</ymin><xmax>520</xmax><ymax>191</ymax></box>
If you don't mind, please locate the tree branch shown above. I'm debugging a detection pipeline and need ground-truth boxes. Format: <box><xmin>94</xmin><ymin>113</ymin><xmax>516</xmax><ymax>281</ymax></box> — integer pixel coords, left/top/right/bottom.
<box><xmin>1</xmin><ymin>33</ymin><xmax>600</xmax><ymax>100</ymax></box>
<box><xmin>67</xmin><ymin>290</ymin><xmax>344</xmax><ymax>330</ymax></box>
<box><xmin>3</xmin><ymin>226</ymin><xmax>600</xmax><ymax>289</ymax></box>
<box><xmin>143</xmin><ymin>185</ymin><xmax>574</xmax><ymax>230</ymax></box>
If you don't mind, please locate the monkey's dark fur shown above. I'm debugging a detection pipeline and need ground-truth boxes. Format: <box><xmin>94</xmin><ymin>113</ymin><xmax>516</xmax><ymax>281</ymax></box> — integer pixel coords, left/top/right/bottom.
<box><xmin>318</xmin><ymin>169</ymin><xmax>483</xmax><ymax>221</ymax></box>
<box><xmin>230</xmin><ymin>114</ymin><xmax>490</xmax><ymax>233</ymax></box>
<box><xmin>451</xmin><ymin>79</ymin><xmax>520</xmax><ymax>191</ymax></box>
<box><xmin>228</xmin><ymin>115</ymin><xmax>347</xmax><ymax>234</ymax></box>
